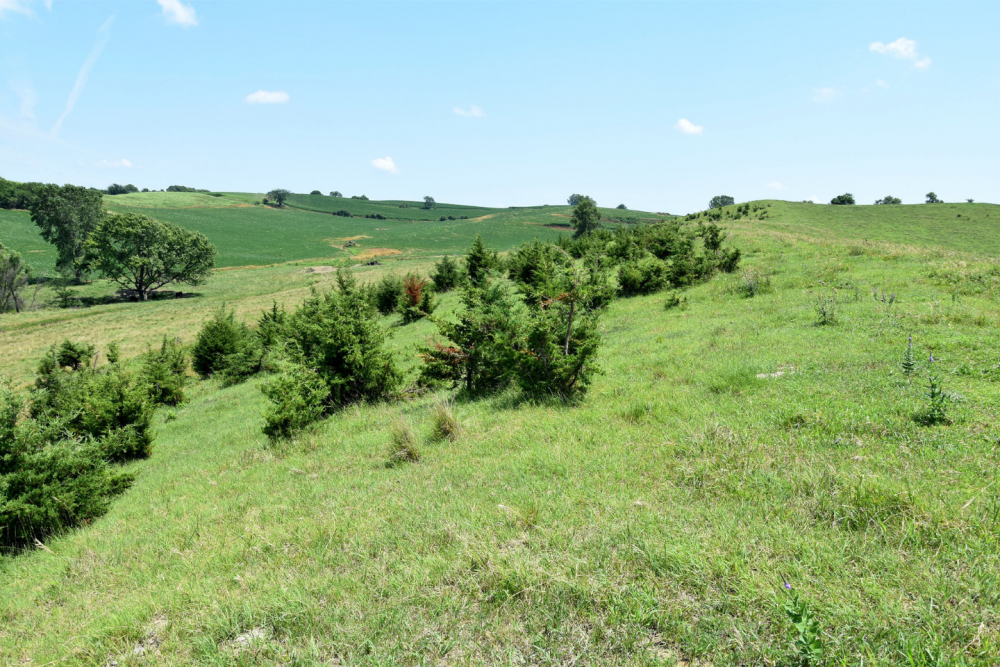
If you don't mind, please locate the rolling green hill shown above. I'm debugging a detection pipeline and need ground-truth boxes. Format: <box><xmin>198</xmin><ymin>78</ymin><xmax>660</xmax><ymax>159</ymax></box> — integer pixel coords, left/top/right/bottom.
<box><xmin>4</xmin><ymin>192</ymin><xmax>662</xmax><ymax>271</ymax></box>
<box><xmin>3</xmin><ymin>197</ymin><xmax>1000</xmax><ymax>664</ymax></box>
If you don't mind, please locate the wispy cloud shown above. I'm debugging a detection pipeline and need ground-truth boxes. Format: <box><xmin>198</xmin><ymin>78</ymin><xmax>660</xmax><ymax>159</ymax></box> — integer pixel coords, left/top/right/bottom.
<box><xmin>50</xmin><ymin>16</ymin><xmax>114</xmax><ymax>138</ymax></box>
<box><xmin>870</xmin><ymin>37</ymin><xmax>931</xmax><ymax>70</ymax></box>
<box><xmin>674</xmin><ymin>118</ymin><xmax>703</xmax><ymax>135</ymax></box>
<box><xmin>0</xmin><ymin>0</ymin><xmax>34</xmax><ymax>18</ymax></box>
<box><xmin>372</xmin><ymin>156</ymin><xmax>398</xmax><ymax>173</ymax></box>
<box><xmin>9</xmin><ymin>79</ymin><xmax>37</xmax><ymax>120</ymax></box>
<box><xmin>812</xmin><ymin>87</ymin><xmax>840</xmax><ymax>103</ymax></box>
<box><xmin>245</xmin><ymin>90</ymin><xmax>289</xmax><ymax>104</ymax></box>
<box><xmin>453</xmin><ymin>105</ymin><xmax>484</xmax><ymax>118</ymax></box>
<box><xmin>157</xmin><ymin>0</ymin><xmax>198</xmax><ymax>27</ymax></box>
<box><xmin>94</xmin><ymin>158</ymin><xmax>133</xmax><ymax>168</ymax></box>
<box><xmin>876</xmin><ymin>79</ymin><xmax>889</xmax><ymax>89</ymax></box>
<box><xmin>766</xmin><ymin>181</ymin><xmax>786</xmax><ymax>191</ymax></box>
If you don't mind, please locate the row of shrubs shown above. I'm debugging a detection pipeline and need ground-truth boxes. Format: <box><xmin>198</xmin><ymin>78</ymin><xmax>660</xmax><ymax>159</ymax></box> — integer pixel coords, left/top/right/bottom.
<box><xmin>190</xmin><ymin>220</ymin><xmax>739</xmax><ymax>439</ymax></box>
<box><xmin>1</xmin><ymin>337</ymin><xmax>188</xmax><ymax>549</ymax></box>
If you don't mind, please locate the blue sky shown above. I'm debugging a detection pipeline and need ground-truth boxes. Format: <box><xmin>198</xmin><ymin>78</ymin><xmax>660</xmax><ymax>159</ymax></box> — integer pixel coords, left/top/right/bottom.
<box><xmin>1</xmin><ymin>1</ymin><xmax>997</xmax><ymax>213</ymax></box>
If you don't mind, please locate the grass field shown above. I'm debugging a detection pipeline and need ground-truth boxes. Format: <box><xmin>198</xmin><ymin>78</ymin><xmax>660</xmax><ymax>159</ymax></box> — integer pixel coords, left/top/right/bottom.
<box><xmin>2</xmin><ymin>202</ymin><xmax>1000</xmax><ymax>665</ymax></box>
<box><xmin>5</xmin><ymin>192</ymin><xmax>639</xmax><ymax>270</ymax></box>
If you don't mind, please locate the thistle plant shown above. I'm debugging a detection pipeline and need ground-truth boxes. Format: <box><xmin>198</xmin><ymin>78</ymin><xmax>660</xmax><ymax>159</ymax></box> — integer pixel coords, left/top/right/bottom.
<box><xmin>783</xmin><ymin>583</ymin><xmax>823</xmax><ymax>666</ymax></box>
<box><xmin>921</xmin><ymin>373</ymin><xmax>950</xmax><ymax>425</ymax></box>
<box><xmin>902</xmin><ymin>336</ymin><xmax>915</xmax><ymax>376</ymax></box>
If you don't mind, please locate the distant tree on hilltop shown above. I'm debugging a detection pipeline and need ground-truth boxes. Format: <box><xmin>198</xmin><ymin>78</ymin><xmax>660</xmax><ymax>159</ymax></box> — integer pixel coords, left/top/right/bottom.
<box><xmin>616</xmin><ymin>204</ymin><xmax>627</xmax><ymax>210</ymax></box>
<box><xmin>830</xmin><ymin>193</ymin><xmax>855</xmax><ymax>205</ymax></box>
<box><xmin>925</xmin><ymin>192</ymin><xmax>943</xmax><ymax>204</ymax></box>
<box><xmin>310</xmin><ymin>190</ymin><xmax>322</xmax><ymax>196</ymax></box>
<box><xmin>330</xmin><ymin>191</ymin><xmax>342</xmax><ymax>197</ymax></box>
<box><xmin>875</xmin><ymin>196</ymin><xmax>901</xmax><ymax>205</ymax></box>
<box><xmin>567</xmin><ymin>194</ymin><xmax>587</xmax><ymax>206</ymax></box>
<box><xmin>423</xmin><ymin>196</ymin><xmax>436</xmax><ymax>209</ymax></box>
<box><xmin>572</xmin><ymin>196</ymin><xmax>600</xmax><ymax>238</ymax></box>
<box><xmin>709</xmin><ymin>195</ymin><xmax>735</xmax><ymax>209</ymax></box>
<box><xmin>267</xmin><ymin>189</ymin><xmax>291</xmax><ymax>207</ymax></box>
<box><xmin>106</xmin><ymin>184</ymin><xmax>139</xmax><ymax>195</ymax></box>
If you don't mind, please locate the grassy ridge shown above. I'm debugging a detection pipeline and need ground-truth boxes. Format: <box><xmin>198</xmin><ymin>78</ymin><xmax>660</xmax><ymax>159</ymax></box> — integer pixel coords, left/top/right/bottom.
<box><xmin>2</xmin><ymin>214</ymin><xmax>1000</xmax><ymax>663</ymax></box>
<box><xmin>754</xmin><ymin>200</ymin><xmax>1000</xmax><ymax>256</ymax></box>
<box><xmin>0</xmin><ymin>208</ymin><xmax>56</xmax><ymax>273</ymax></box>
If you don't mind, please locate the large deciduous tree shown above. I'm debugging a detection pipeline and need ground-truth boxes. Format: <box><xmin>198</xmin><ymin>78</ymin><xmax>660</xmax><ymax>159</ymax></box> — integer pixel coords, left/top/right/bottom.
<box><xmin>84</xmin><ymin>212</ymin><xmax>216</xmax><ymax>301</ymax></box>
<box><xmin>266</xmin><ymin>189</ymin><xmax>291</xmax><ymax>207</ymax></box>
<box><xmin>0</xmin><ymin>244</ymin><xmax>34</xmax><ymax>314</ymax></box>
<box><xmin>571</xmin><ymin>196</ymin><xmax>600</xmax><ymax>238</ymax></box>
<box><xmin>709</xmin><ymin>195</ymin><xmax>735</xmax><ymax>209</ymax></box>
<box><xmin>30</xmin><ymin>184</ymin><xmax>104</xmax><ymax>282</ymax></box>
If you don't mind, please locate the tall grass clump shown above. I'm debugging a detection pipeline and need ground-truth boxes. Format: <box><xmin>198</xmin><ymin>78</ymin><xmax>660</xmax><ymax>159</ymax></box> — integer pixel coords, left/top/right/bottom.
<box><xmin>738</xmin><ymin>267</ymin><xmax>771</xmax><ymax>297</ymax></box>
<box><xmin>430</xmin><ymin>400</ymin><xmax>461</xmax><ymax>441</ymax></box>
<box><xmin>385</xmin><ymin>417</ymin><xmax>420</xmax><ymax>467</ymax></box>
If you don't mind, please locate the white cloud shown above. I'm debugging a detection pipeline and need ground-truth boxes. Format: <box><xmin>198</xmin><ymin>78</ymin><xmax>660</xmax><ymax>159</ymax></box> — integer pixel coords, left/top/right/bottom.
<box><xmin>0</xmin><ymin>0</ymin><xmax>34</xmax><ymax>18</ymax></box>
<box><xmin>812</xmin><ymin>87</ymin><xmax>840</xmax><ymax>103</ymax></box>
<box><xmin>245</xmin><ymin>90</ymin><xmax>289</xmax><ymax>104</ymax></box>
<box><xmin>453</xmin><ymin>105</ymin><xmax>485</xmax><ymax>118</ymax></box>
<box><xmin>870</xmin><ymin>37</ymin><xmax>930</xmax><ymax>69</ymax></box>
<box><xmin>157</xmin><ymin>0</ymin><xmax>197</xmax><ymax>27</ymax></box>
<box><xmin>51</xmin><ymin>15</ymin><xmax>114</xmax><ymax>138</ymax></box>
<box><xmin>371</xmin><ymin>156</ymin><xmax>398</xmax><ymax>173</ymax></box>
<box><xmin>766</xmin><ymin>181</ymin><xmax>786</xmax><ymax>191</ymax></box>
<box><xmin>674</xmin><ymin>118</ymin><xmax>703</xmax><ymax>135</ymax></box>
<box><xmin>94</xmin><ymin>158</ymin><xmax>133</xmax><ymax>168</ymax></box>
<box><xmin>876</xmin><ymin>79</ymin><xmax>889</xmax><ymax>89</ymax></box>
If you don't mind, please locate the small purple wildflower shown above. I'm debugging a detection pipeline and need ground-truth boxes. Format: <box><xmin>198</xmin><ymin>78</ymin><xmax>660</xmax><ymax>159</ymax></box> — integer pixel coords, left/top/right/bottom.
<box><xmin>929</xmin><ymin>354</ymin><xmax>935</xmax><ymax>363</ymax></box>
<box><xmin>784</xmin><ymin>581</ymin><xmax>792</xmax><ymax>591</ymax></box>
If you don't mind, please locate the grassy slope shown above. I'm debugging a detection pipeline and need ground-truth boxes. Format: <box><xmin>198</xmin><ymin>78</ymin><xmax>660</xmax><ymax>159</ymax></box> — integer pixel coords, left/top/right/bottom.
<box><xmin>756</xmin><ymin>200</ymin><xmax>1000</xmax><ymax>256</ymax></box>
<box><xmin>0</xmin><ymin>208</ymin><xmax>57</xmax><ymax>273</ymax></box>
<box><xmin>3</xmin><ymin>207</ymin><xmax>1000</xmax><ymax>664</ymax></box>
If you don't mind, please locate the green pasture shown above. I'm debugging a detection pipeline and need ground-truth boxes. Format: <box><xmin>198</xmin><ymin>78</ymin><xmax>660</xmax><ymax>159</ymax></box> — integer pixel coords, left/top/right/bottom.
<box><xmin>753</xmin><ymin>200</ymin><xmax>1000</xmax><ymax>256</ymax></box>
<box><xmin>3</xmin><ymin>207</ymin><xmax>1000</xmax><ymax>664</ymax></box>
<box><xmin>0</xmin><ymin>208</ymin><xmax>57</xmax><ymax>274</ymax></box>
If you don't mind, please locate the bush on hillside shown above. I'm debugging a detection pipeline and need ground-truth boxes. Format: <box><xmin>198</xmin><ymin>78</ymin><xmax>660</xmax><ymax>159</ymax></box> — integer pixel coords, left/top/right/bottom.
<box><xmin>374</xmin><ymin>273</ymin><xmax>405</xmax><ymax>314</ymax></box>
<box><xmin>260</xmin><ymin>275</ymin><xmax>402</xmax><ymax>438</ymax></box>
<box><xmin>465</xmin><ymin>235</ymin><xmax>502</xmax><ymax>287</ymax></box>
<box><xmin>830</xmin><ymin>193</ymin><xmax>855</xmax><ymax>205</ymax></box>
<box><xmin>310</xmin><ymin>190</ymin><xmax>322</xmax><ymax>196</ymax></box>
<box><xmin>399</xmin><ymin>273</ymin><xmax>435</xmax><ymax>324</ymax></box>
<box><xmin>618</xmin><ymin>257</ymin><xmax>669</xmax><ymax>296</ymax></box>
<box><xmin>875</xmin><ymin>196</ymin><xmax>902</xmax><ymax>205</ymax></box>
<box><xmin>430</xmin><ymin>255</ymin><xmax>461</xmax><ymax>292</ymax></box>
<box><xmin>330</xmin><ymin>191</ymin><xmax>342</xmax><ymax>197</ymax></box>
<box><xmin>333</xmin><ymin>209</ymin><xmax>352</xmax><ymax>217</ymax></box>
<box><xmin>0</xmin><ymin>382</ymin><xmax>134</xmax><ymax>549</ymax></box>
<box><xmin>192</xmin><ymin>307</ymin><xmax>254</xmax><ymax>378</ymax></box>
<box><xmin>926</xmin><ymin>192</ymin><xmax>943</xmax><ymax>204</ymax></box>
<box><xmin>260</xmin><ymin>364</ymin><xmax>330</xmax><ymax>439</ymax></box>
<box><xmin>141</xmin><ymin>336</ymin><xmax>188</xmax><ymax>406</ymax></box>
<box><xmin>31</xmin><ymin>351</ymin><xmax>155</xmax><ymax>462</ymax></box>
<box><xmin>420</xmin><ymin>277</ymin><xmax>528</xmax><ymax>395</ymax></box>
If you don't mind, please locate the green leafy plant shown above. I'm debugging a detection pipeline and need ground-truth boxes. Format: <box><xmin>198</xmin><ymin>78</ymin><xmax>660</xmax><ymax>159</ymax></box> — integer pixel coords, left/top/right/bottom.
<box><xmin>815</xmin><ymin>295</ymin><xmax>837</xmax><ymax>326</ymax></box>
<box><xmin>783</xmin><ymin>585</ymin><xmax>824</xmax><ymax>666</ymax></box>
<box><xmin>918</xmin><ymin>372</ymin><xmax>951</xmax><ymax>425</ymax></box>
